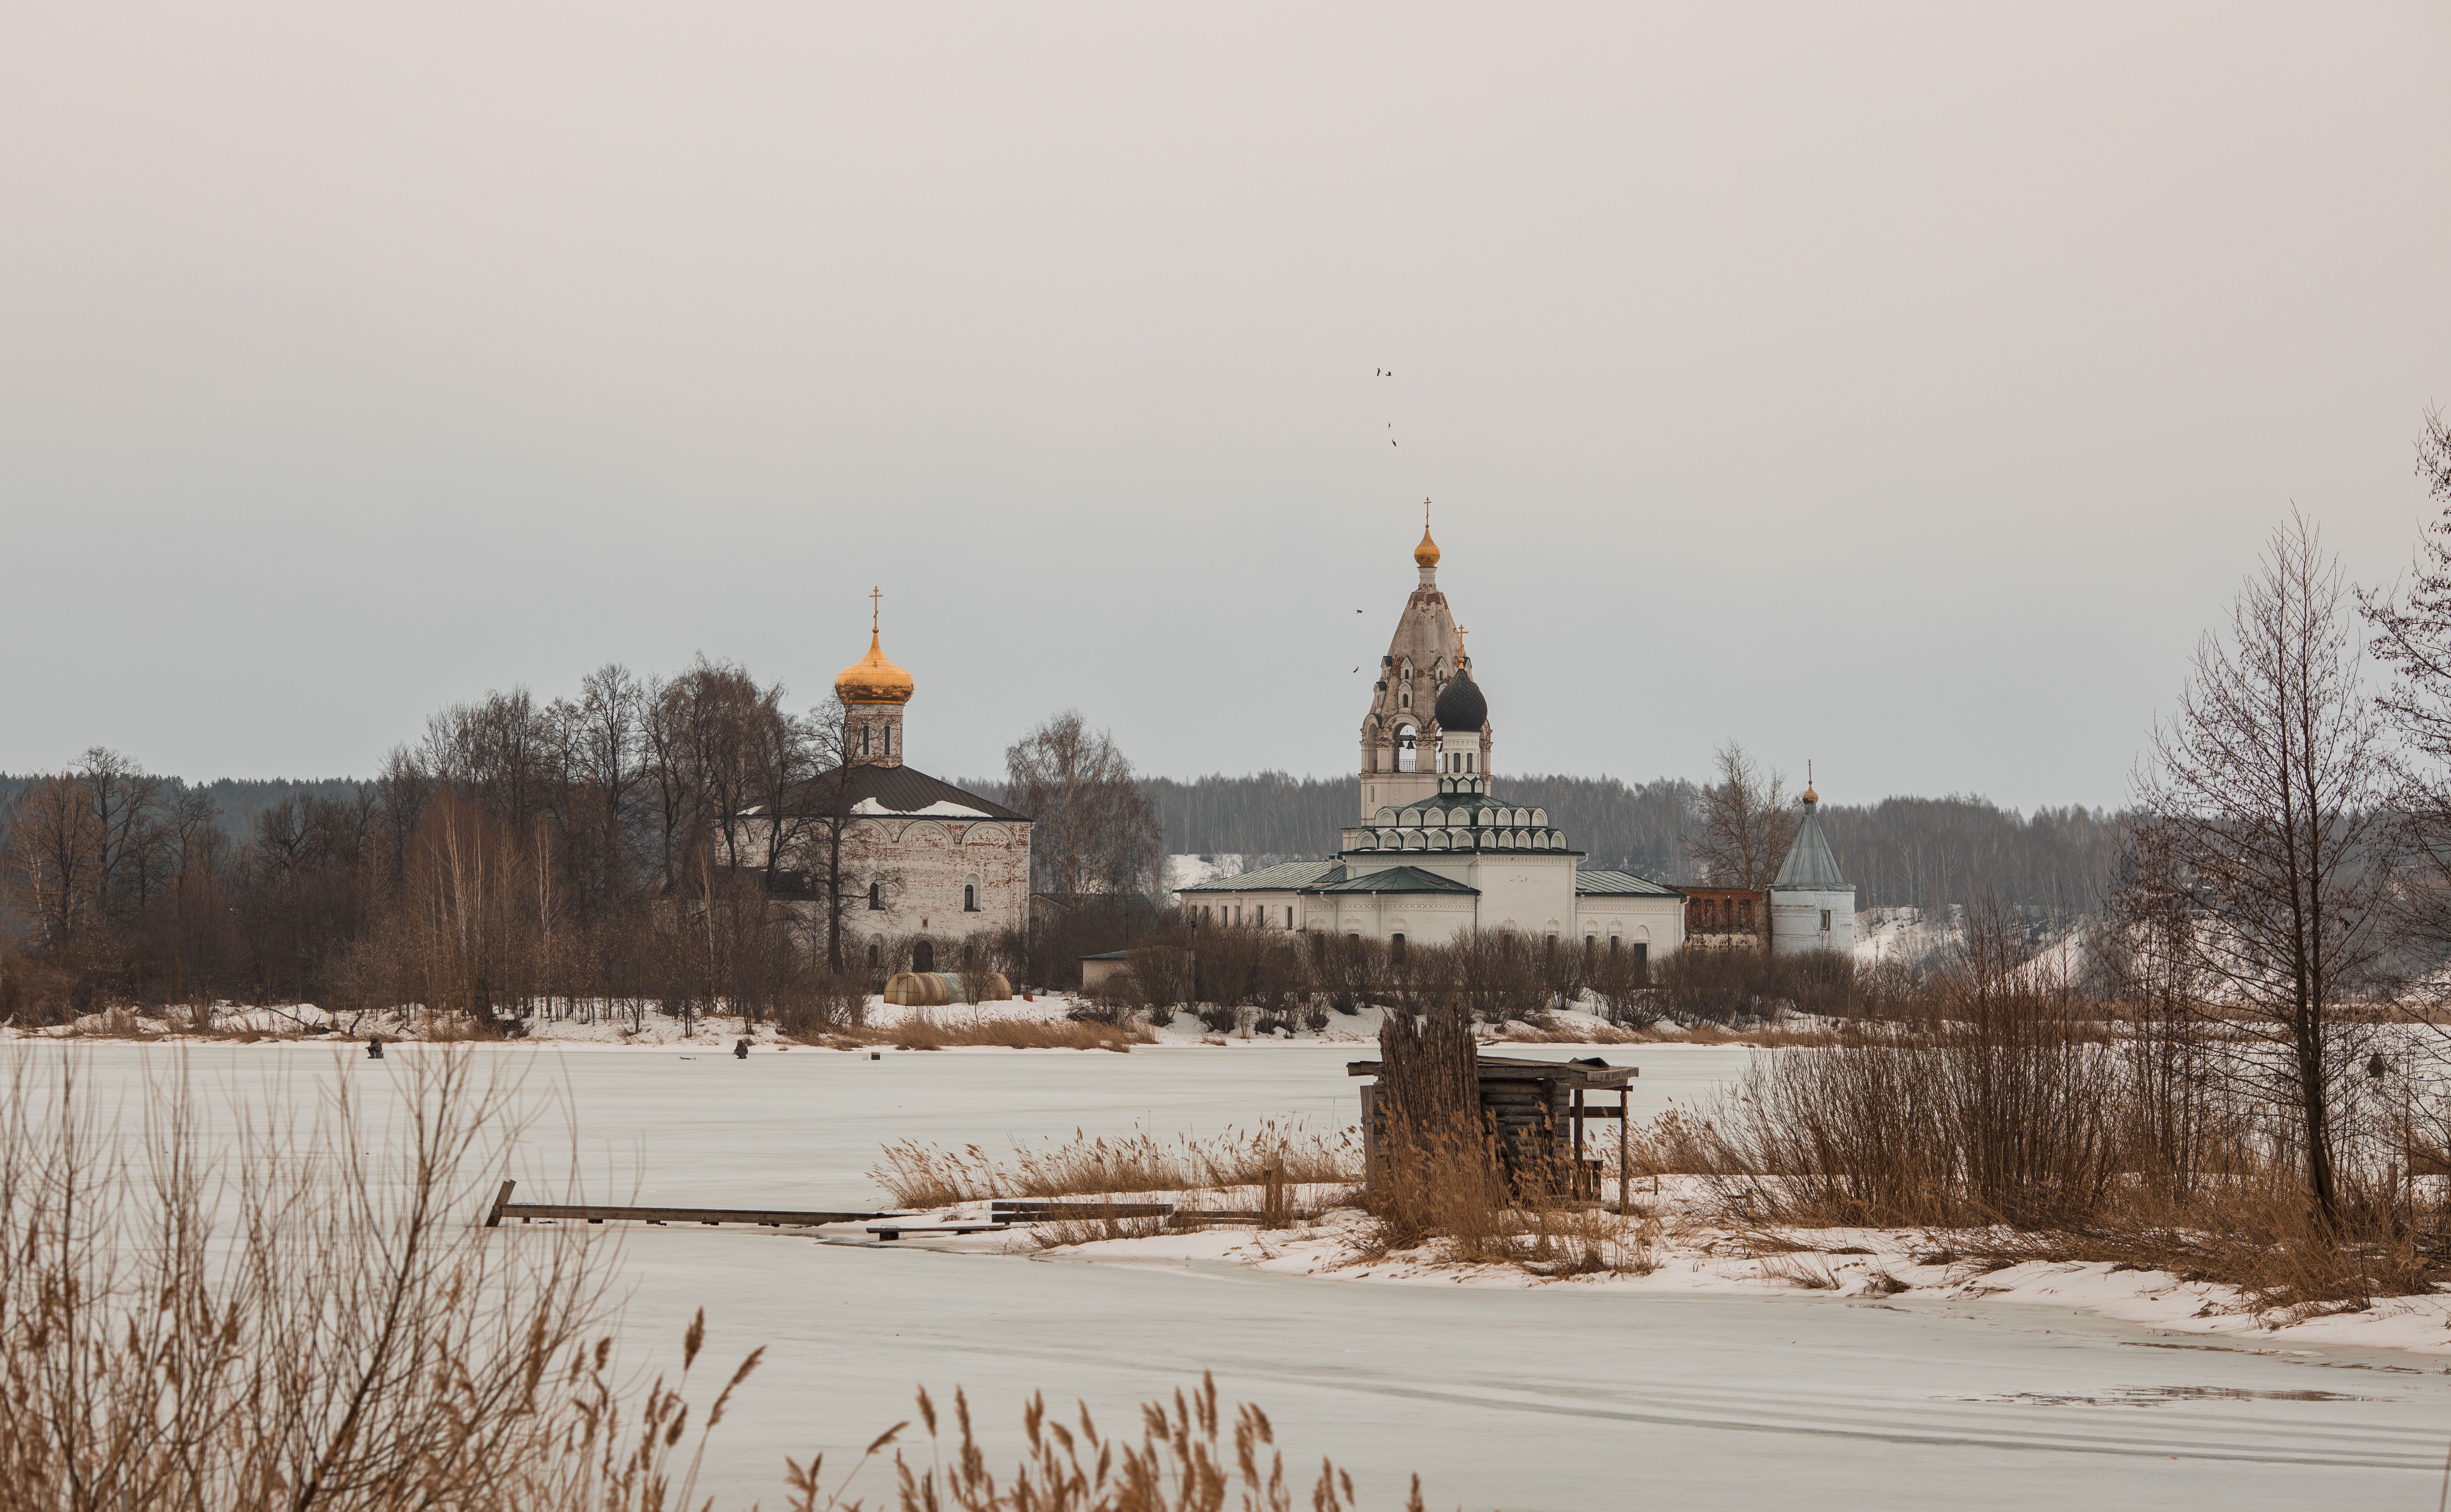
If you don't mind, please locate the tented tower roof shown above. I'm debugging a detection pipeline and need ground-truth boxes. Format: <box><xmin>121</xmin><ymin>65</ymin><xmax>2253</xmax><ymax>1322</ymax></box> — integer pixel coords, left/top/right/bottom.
<box><xmin>1773</xmin><ymin>800</ymin><xmax>1849</xmax><ymax>890</ymax></box>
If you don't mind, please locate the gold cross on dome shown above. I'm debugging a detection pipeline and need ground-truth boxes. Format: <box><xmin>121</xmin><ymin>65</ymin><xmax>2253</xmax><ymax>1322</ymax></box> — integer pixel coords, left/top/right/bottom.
<box><xmin>1455</xmin><ymin>624</ymin><xmax>1469</xmax><ymax>658</ymax></box>
<box><xmin>870</xmin><ymin>586</ymin><xmax>881</xmax><ymax>631</ymax></box>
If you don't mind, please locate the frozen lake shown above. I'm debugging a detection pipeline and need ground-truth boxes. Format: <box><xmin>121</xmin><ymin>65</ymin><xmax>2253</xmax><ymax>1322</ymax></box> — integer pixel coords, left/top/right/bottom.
<box><xmin>24</xmin><ymin>1041</ymin><xmax>2444</xmax><ymax>1509</ymax></box>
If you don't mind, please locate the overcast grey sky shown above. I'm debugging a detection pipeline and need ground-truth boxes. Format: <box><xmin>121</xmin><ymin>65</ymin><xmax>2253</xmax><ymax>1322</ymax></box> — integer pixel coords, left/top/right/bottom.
<box><xmin>3</xmin><ymin>4</ymin><xmax>2446</xmax><ymax>811</ymax></box>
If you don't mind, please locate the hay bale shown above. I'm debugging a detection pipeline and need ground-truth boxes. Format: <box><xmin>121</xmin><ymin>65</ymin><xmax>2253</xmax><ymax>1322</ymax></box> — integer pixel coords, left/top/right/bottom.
<box><xmin>883</xmin><ymin>972</ymin><xmax>952</xmax><ymax>1007</ymax></box>
<box><xmin>884</xmin><ymin>970</ymin><xmax>1013</xmax><ymax>1006</ymax></box>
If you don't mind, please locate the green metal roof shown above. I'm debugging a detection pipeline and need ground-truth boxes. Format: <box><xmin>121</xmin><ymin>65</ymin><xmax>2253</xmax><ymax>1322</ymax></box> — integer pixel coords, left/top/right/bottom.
<box><xmin>1574</xmin><ymin>869</ymin><xmax>1683</xmax><ymax>898</ymax></box>
<box><xmin>1314</xmin><ymin>865</ymin><xmax>1480</xmax><ymax>896</ymax></box>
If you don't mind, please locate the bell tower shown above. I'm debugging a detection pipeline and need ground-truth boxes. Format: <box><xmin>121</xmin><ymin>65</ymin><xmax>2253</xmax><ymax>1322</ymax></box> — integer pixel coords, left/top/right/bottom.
<box><xmin>1358</xmin><ymin>503</ymin><xmax>1471</xmax><ymax>817</ymax></box>
<box><xmin>835</xmin><ymin>588</ymin><xmax>915</xmax><ymax>767</ymax></box>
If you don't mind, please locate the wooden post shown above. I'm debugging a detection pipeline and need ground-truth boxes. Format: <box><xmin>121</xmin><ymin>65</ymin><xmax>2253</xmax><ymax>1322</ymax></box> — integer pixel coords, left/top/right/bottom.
<box><xmin>1618</xmin><ymin>1089</ymin><xmax>1630</xmax><ymax>1216</ymax></box>
<box><xmin>1572</xmin><ymin>1086</ymin><xmax>1584</xmax><ymax>1197</ymax></box>
<box><xmin>1358</xmin><ymin>1083</ymin><xmax>1379</xmax><ymax>1195</ymax></box>
<box><xmin>484</xmin><ymin>1179</ymin><xmax>516</xmax><ymax>1229</ymax></box>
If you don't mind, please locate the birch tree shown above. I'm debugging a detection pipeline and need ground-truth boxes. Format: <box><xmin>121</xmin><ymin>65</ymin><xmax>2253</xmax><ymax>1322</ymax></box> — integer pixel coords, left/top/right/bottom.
<box><xmin>2141</xmin><ymin>510</ymin><xmax>2389</xmax><ymax>1228</ymax></box>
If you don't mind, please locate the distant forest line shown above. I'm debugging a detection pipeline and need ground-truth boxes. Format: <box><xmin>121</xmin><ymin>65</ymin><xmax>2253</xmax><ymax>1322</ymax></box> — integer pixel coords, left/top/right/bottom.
<box><xmin>959</xmin><ymin>771</ymin><xmax>2125</xmax><ymax>916</ymax></box>
<box><xmin>2</xmin><ymin>767</ymin><xmax>2126</xmax><ymax>918</ymax></box>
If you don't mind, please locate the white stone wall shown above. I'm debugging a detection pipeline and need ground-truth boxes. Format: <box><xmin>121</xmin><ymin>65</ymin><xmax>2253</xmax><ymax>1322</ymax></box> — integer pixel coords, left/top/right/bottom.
<box><xmin>774</xmin><ymin>816</ymin><xmax>1031</xmax><ymax>971</ymax></box>
<box><xmin>1183</xmin><ymin>892</ymin><xmax>1308</xmax><ymax>930</ymax></box>
<box><xmin>1572</xmin><ymin>895</ymin><xmax>1685</xmax><ymax>955</ymax></box>
<box><xmin>1770</xmin><ymin>887</ymin><xmax>1856</xmax><ymax>956</ymax></box>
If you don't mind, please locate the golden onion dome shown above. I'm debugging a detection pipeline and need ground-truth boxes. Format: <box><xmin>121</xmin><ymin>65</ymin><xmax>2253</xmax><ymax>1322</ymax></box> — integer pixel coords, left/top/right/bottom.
<box><xmin>1414</xmin><ymin>522</ymin><xmax>1441</xmax><ymax>568</ymax></box>
<box><xmin>835</xmin><ymin>629</ymin><xmax>915</xmax><ymax>705</ymax></box>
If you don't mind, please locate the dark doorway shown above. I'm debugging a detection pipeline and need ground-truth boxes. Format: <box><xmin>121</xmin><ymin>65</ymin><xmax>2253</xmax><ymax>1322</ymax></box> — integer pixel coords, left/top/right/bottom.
<box><xmin>913</xmin><ymin>939</ymin><xmax>936</xmax><ymax>972</ymax></box>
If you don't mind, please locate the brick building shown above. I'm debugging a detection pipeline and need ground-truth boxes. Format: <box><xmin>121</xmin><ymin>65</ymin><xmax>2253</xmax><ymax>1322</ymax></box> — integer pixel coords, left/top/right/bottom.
<box><xmin>752</xmin><ymin>601</ymin><xmax>1033</xmax><ymax>977</ymax></box>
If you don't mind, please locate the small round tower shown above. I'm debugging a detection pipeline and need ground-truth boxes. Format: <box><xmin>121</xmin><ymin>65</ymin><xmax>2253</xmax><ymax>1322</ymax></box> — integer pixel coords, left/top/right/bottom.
<box><xmin>1769</xmin><ymin>773</ymin><xmax>1856</xmax><ymax>955</ymax></box>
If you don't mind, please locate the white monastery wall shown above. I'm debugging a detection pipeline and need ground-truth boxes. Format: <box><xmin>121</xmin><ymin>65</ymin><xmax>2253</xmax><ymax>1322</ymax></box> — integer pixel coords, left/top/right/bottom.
<box><xmin>1770</xmin><ymin>889</ymin><xmax>1856</xmax><ymax>956</ymax></box>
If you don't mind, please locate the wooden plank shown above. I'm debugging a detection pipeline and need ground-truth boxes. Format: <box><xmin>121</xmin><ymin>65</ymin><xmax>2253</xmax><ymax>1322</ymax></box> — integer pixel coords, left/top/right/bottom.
<box><xmin>989</xmin><ymin>1201</ymin><xmax>1174</xmax><ymax>1220</ymax></box>
<box><xmin>484</xmin><ymin>1179</ymin><xmax>517</xmax><ymax>1228</ymax></box>
<box><xmin>500</xmin><ymin>1203</ymin><xmax>900</xmax><ymax>1227</ymax></box>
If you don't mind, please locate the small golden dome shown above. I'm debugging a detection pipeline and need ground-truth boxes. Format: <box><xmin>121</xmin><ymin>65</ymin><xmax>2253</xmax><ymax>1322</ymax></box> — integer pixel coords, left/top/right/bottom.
<box><xmin>1414</xmin><ymin>523</ymin><xmax>1441</xmax><ymax>568</ymax></box>
<box><xmin>835</xmin><ymin>629</ymin><xmax>915</xmax><ymax>705</ymax></box>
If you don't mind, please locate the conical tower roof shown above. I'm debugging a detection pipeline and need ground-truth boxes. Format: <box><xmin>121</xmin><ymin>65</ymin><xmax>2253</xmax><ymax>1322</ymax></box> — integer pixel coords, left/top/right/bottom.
<box><xmin>1773</xmin><ymin>793</ymin><xmax>1848</xmax><ymax>890</ymax></box>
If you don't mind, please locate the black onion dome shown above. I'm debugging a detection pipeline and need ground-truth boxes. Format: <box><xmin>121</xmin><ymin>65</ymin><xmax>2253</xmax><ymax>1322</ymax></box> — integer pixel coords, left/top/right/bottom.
<box><xmin>1433</xmin><ymin>668</ymin><xmax>1487</xmax><ymax>730</ymax></box>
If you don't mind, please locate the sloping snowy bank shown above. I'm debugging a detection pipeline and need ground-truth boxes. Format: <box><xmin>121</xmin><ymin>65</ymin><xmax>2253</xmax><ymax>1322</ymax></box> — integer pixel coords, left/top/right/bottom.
<box><xmin>851</xmin><ymin>1197</ymin><xmax>2451</xmax><ymax>1359</ymax></box>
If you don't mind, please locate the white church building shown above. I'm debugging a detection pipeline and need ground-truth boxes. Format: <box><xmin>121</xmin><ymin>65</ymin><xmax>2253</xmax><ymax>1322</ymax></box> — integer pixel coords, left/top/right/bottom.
<box><xmin>1179</xmin><ymin>515</ymin><xmax>1853</xmax><ymax>964</ymax></box>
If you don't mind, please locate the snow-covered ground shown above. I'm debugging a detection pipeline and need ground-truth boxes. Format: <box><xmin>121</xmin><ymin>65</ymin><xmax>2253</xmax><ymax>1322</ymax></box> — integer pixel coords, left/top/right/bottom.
<box><xmin>8</xmin><ymin>994</ymin><xmax>1682</xmax><ymax>1050</ymax></box>
<box><xmin>15</xmin><ymin>1040</ymin><xmax>2448</xmax><ymax>1509</ymax></box>
<box><xmin>1012</xmin><ymin>1201</ymin><xmax>2451</xmax><ymax>1357</ymax></box>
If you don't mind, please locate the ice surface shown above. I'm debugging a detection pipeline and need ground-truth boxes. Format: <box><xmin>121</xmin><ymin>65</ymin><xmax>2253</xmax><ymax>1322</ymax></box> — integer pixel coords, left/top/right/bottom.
<box><xmin>21</xmin><ymin>1042</ymin><xmax>2444</xmax><ymax>1510</ymax></box>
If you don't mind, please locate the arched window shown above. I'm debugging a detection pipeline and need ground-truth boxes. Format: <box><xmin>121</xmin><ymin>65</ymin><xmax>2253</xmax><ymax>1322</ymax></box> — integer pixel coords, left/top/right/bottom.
<box><xmin>1396</xmin><ymin>725</ymin><xmax>1418</xmax><ymax>772</ymax></box>
<box><xmin>913</xmin><ymin>939</ymin><xmax>935</xmax><ymax>972</ymax></box>
<box><xmin>861</xmin><ymin>724</ymin><xmax>871</xmax><ymax>756</ymax></box>
<box><xmin>867</xmin><ymin>941</ymin><xmax>881</xmax><ymax>970</ymax></box>
<box><xmin>885</xmin><ymin>724</ymin><xmax>894</xmax><ymax>757</ymax></box>
<box><xmin>1390</xmin><ymin>933</ymin><xmax>1407</xmax><ymax>962</ymax></box>
<box><xmin>963</xmin><ymin>882</ymin><xmax>979</xmax><ymax>912</ymax></box>
<box><xmin>867</xmin><ymin>881</ymin><xmax>884</xmax><ymax>910</ymax></box>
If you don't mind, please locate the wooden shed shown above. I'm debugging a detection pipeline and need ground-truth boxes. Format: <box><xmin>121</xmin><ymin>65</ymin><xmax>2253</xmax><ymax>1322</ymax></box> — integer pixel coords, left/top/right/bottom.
<box><xmin>1347</xmin><ymin>1053</ymin><xmax>1637</xmax><ymax>1204</ymax></box>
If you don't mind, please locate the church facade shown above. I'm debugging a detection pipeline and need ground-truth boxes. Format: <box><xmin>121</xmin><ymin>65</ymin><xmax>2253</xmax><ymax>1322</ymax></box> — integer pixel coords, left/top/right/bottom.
<box><xmin>1179</xmin><ymin>519</ymin><xmax>1688</xmax><ymax>964</ymax></box>
<box><xmin>751</xmin><ymin>605</ymin><xmax>1033</xmax><ymax>977</ymax></box>
<box><xmin>1178</xmin><ymin>516</ymin><xmax>1856</xmax><ymax>962</ymax></box>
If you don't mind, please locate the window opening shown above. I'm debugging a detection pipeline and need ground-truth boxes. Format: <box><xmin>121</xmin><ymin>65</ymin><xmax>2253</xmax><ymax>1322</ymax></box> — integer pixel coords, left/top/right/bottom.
<box><xmin>913</xmin><ymin>939</ymin><xmax>934</xmax><ymax>972</ymax></box>
<box><xmin>867</xmin><ymin>881</ymin><xmax>883</xmax><ymax>910</ymax></box>
<box><xmin>964</xmin><ymin>883</ymin><xmax>978</xmax><ymax>912</ymax></box>
<box><xmin>1390</xmin><ymin>933</ymin><xmax>1406</xmax><ymax>962</ymax></box>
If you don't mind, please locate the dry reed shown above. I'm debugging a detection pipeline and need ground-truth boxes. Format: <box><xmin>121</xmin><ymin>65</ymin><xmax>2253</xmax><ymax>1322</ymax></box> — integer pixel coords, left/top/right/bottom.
<box><xmin>1357</xmin><ymin>1108</ymin><xmax>1655</xmax><ymax>1277</ymax></box>
<box><xmin>1623</xmin><ymin>1013</ymin><xmax>2447</xmax><ymax>1308</ymax></box>
<box><xmin>871</xmin><ymin>1123</ymin><xmax>1361</xmax><ymax>1209</ymax></box>
<box><xmin>0</xmin><ymin>1046</ymin><xmax>1431</xmax><ymax>1510</ymax></box>
<box><xmin>785</xmin><ymin>1373</ymin><xmax>1399</xmax><ymax>1512</ymax></box>
<box><xmin>857</xmin><ymin>1013</ymin><xmax>1155</xmax><ymax>1053</ymax></box>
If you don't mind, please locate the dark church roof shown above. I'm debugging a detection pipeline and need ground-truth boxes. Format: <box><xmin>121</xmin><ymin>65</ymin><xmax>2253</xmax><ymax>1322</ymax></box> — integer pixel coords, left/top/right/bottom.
<box><xmin>1314</xmin><ymin>865</ymin><xmax>1480</xmax><ymax>896</ymax></box>
<box><xmin>1432</xmin><ymin>667</ymin><xmax>1488</xmax><ymax>730</ymax></box>
<box><xmin>771</xmin><ymin>764</ymin><xmax>1026</xmax><ymax>821</ymax></box>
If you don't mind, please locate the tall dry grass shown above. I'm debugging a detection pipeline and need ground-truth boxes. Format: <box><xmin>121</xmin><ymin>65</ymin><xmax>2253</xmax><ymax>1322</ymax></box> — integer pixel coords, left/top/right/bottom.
<box><xmin>1358</xmin><ymin>1108</ymin><xmax>1655</xmax><ymax>1277</ymax></box>
<box><xmin>854</xmin><ymin>1013</ymin><xmax>1155</xmax><ymax>1053</ymax></box>
<box><xmin>785</xmin><ymin>1373</ymin><xmax>1403</xmax><ymax>1512</ymax></box>
<box><xmin>872</xmin><ymin>1124</ymin><xmax>1360</xmax><ymax>1209</ymax></box>
<box><xmin>1624</xmin><ymin>1004</ymin><xmax>2445</xmax><ymax>1306</ymax></box>
<box><xmin>0</xmin><ymin>1046</ymin><xmax>1427</xmax><ymax>1510</ymax></box>
<box><xmin>0</xmin><ymin>1045</ymin><xmax>764</xmax><ymax>1511</ymax></box>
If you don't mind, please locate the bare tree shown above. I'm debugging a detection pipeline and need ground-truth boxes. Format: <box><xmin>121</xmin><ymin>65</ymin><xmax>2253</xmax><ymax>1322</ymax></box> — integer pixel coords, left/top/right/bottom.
<box><xmin>2141</xmin><ymin>510</ymin><xmax>2390</xmax><ymax>1228</ymax></box>
<box><xmin>1685</xmin><ymin>741</ymin><xmax>1798</xmax><ymax>888</ymax></box>
<box><xmin>1004</xmin><ymin>711</ymin><xmax>1163</xmax><ymax>902</ymax></box>
<box><xmin>788</xmin><ymin>696</ymin><xmax>888</xmax><ymax>974</ymax></box>
<box><xmin>0</xmin><ymin>774</ymin><xmax>105</xmax><ymax>958</ymax></box>
<box><xmin>2358</xmin><ymin>406</ymin><xmax>2451</xmax><ymax>962</ymax></box>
